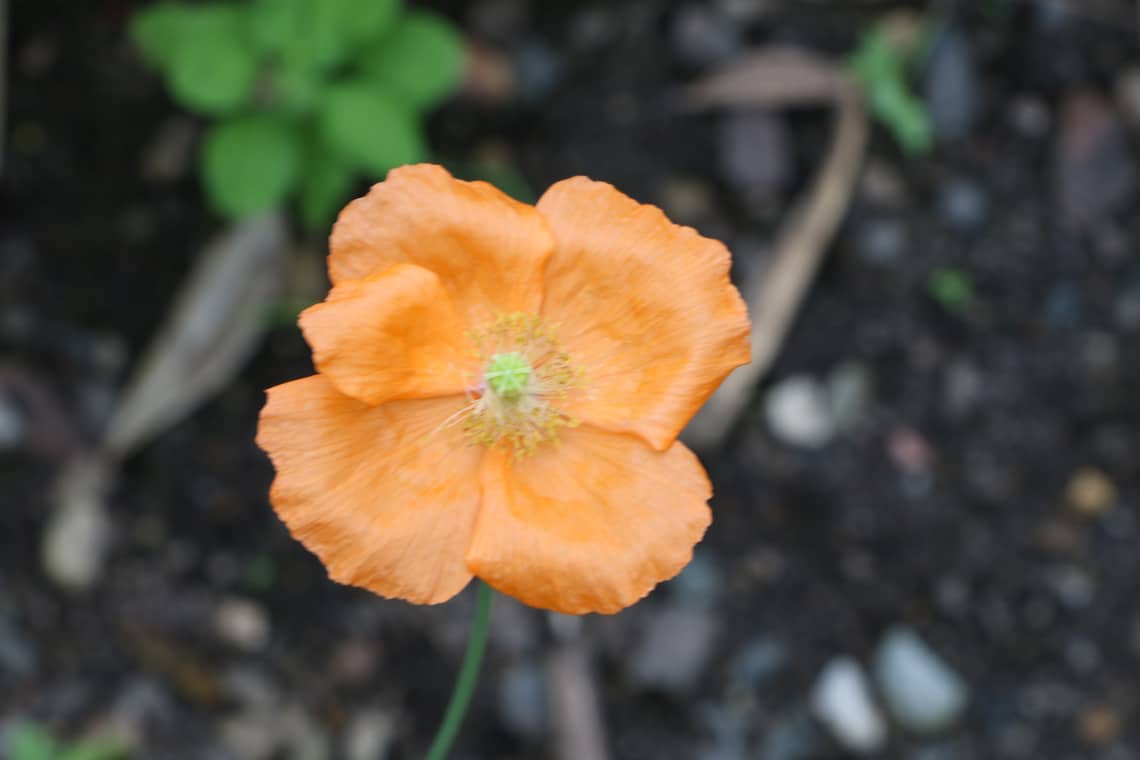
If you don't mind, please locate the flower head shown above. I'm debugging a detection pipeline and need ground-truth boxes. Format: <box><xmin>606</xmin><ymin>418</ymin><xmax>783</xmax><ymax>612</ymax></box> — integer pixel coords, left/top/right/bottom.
<box><xmin>256</xmin><ymin>164</ymin><xmax>750</xmax><ymax>614</ymax></box>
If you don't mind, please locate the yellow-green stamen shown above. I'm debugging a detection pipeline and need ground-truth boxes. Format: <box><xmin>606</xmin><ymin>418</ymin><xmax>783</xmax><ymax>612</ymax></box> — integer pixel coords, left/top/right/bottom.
<box><xmin>461</xmin><ymin>313</ymin><xmax>580</xmax><ymax>455</ymax></box>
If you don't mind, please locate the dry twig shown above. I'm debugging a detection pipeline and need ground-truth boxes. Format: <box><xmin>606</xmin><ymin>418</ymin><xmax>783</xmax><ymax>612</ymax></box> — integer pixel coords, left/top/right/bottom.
<box><xmin>682</xmin><ymin>47</ymin><xmax>869</xmax><ymax>448</ymax></box>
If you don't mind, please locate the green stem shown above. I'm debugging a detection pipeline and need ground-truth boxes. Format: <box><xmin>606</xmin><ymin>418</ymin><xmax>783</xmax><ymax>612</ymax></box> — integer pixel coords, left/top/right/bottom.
<box><xmin>425</xmin><ymin>582</ymin><xmax>495</xmax><ymax>760</ymax></box>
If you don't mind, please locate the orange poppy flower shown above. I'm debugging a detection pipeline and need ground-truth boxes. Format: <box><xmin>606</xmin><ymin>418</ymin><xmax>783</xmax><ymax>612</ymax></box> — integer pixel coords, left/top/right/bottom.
<box><xmin>256</xmin><ymin>164</ymin><xmax>750</xmax><ymax>614</ymax></box>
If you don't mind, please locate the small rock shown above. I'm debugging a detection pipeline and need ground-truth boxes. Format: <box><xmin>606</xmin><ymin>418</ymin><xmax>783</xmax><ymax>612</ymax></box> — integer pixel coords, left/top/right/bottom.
<box><xmin>671</xmin><ymin>4</ymin><xmax>741</xmax><ymax>68</ymax></box>
<box><xmin>330</xmin><ymin>639</ymin><xmax>380</xmax><ymax>685</ymax></box>
<box><xmin>728</xmin><ymin>637</ymin><xmax>788</xmax><ymax>692</ymax></box>
<box><xmin>859</xmin><ymin>159</ymin><xmax>908</xmax><ymax>208</ymax></box>
<box><xmin>630</xmin><ymin>607</ymin><xmax>719</xmax><ymax>694</ymax></box>
<box><xmin>1113</xmin><ymin>67</ymin><xmax>1140</xmax><ymax>131</ymax></box>
<box><xmin>697</xmin><ymin>703</ymin><xmax>748</xmax><ymax>760</ymax></box>
<box><xmin>498</xmin><ymin>661</ymin><xmax>546</xmax><ymax>739</ymax></box>
<box><xmin>1112</xmin><ymin>282</ymin><xmax>1140</xmax><ymax>331</ymax></box>
<box><xmin>715</xmin><ymin>0</ymin><xmax>771</xmax><ymax>23</ymax></box>
<box><xmin>1064</xmin><ymin>637</ymin><xmax>1100</xmax><ymax>675</ymax></box>
<box><xmin>887</xmin><ymin>428</ymin><xmax>935</xmax><ymax>474</ymax></box>
<box><xmin>853</xmin><ymin>216</ymin><xmax>908</xmax><ymax>264</ymax></box>
<box><xmin>1054</xmin><ymin>90</ymin><xmax>1137</xmax><ymax>227</ymax></box>
<box><xmin>827</xmin><ymin>362</ymin><xmax>872</xmax><ymax>434</ymax></box>
<box><xmin>214</xmin><ymin>597</ymin><xmax>271</xmax><ymax>652</ymax></box>
<box><xmin>936</xmin><ymin>178</ymin><xmax>988</xmax><ymax>233</ymax></box>
<box><xmin>810</xmin><ymin>657</ymin><xmax>887</xmax><ymax>755</ymax></box>
<box><xmin>1007</xmin><ymin>95</ymin><xmax>1052</xmax><ymax>139</ymax></box>
<box><xmin>0</xmin><ymin>391</ymin><xmax>26</xmax><ymax>450</ymax></box>
<box><xmin>758</xmin><ymin>708</ymin><xmax>826</xmax><ymax>760</ymax></box>
<box><xmin>0</xmin><ymin>616</ymin><xmax>37</xmax><ymax>677</ymax></box>
<box><xmin>42</xmin><ymin>456</ymin><xmax>113</xmax><ymax>591</ymax></box>
<box><xmin>1065</xmin><ymin>467</ymin><xmax>1116</xmax><ymax>517</ymax></box>
<box><xmin>924</xmin><ymin>26</ymin><xmax>981</xmax><ymax>142</ymax></box>
<box><xmin>873</xmin><ymin>627</ymin><xmax>968</xmax><ymax>734</ymax></box>
<box><xmin>344</xmin><ymin>708</ymin><xmax>398</xmax><ymax>760</ymax></box>
<box><xmin>1077</xmin><ymin>704</ymin><xmax>1120</xmax><ymax>745</ymax></box>
<box><xmin>764</xmin><ymin>376</ymin><xmax>835</xmax><ymax>449</ymax></box>
<box><xmin>718</xmin><ymin>110</ymin><xmax>793</xmax><ymax>196</ymax></box>
<box><xmin>511</xmin><ymin>40</ymin><xmax>562</xmax><ymax>103</ymax></box>
<box><xmin>942</xmin><ymin>360</ymin><xmax>982</xmax><ymax>418</ymax></box>
<box><xmin>669</xmin><ymin>550</ymin><xmax>723</xmax><ymax>609</ymax></box>
<box><xmin>1043</xmin><ymin>283</ymin><xmax>1084</xmax><ymax>329</ymax></box>
<box><xmin>1045</xmin><ymin>565</ymin><xmax>1095</xmax><ymax>609</ymax></box>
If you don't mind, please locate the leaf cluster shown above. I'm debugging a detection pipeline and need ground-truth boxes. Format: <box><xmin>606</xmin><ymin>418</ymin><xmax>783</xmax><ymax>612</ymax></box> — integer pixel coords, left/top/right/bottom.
<box><xmin>131</xmin><ymin>0</ymin><xmax>464</xmax><ymax>226</ymax></box>
<box><xmin>5</xmin><ymin>722</ymin><xmax>125</xmax><ymax>760</ymax></box>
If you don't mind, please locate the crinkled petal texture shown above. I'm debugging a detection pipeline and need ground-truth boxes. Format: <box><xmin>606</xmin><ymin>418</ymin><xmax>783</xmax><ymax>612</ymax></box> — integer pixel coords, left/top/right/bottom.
<box><xmin>329</xmin><ymin>164</ymin><xmax>555</xmax><ymax>327</ymax></box>
<box><xmin>257</xmin><ymin>376</ymin><xmax>481</xmax><ymax>605</ymax></box>
<box><xmin>299</xmin><ymin>263</ymin><xmax>473</xmax><ymax>405</ymax></box>
<box><xmin>466</xmin><ymin>426</ymin><xmax>712</xmax><ymax>614</ymax></box>
<box><xmin>536</xmin><ymin>177</ymin><xmax>751</xmax><ymax>450</ymax></box>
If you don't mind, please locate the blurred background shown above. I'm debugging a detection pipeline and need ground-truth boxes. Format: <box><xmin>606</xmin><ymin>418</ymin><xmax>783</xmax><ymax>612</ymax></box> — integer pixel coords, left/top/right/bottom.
<box><xmin>3</xmin><ymin>0</ymin><xmax>1140</xmax><ymax>757</ymax></box>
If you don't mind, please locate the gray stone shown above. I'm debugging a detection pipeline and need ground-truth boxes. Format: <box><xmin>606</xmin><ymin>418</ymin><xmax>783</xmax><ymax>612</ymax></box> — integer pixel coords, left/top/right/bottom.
<box><xmin>671</xmin><ymin>4</ymin><xmax>741</xmax><ymax>68</ymax></box>
<box><xmin>718</xmin><ymin>110</ymin><xmax>793</xmax><ymax>196</ymax></box>
<box><xmin>0</xmin><ymin>391</ymin><xmax>25</xmax><ymax>450</ymax></box>
<box><xmin>924</xmin><ymin>27</ymin><xmax>981</xmax><ymax>141</ymax></box>
<box><xmin>764</xmin><ymin>376</ymin><xmax>835</xmax><ymax>449</ymax></box>
<box><xmin>728</xmin><ymin>637</ymin><xmax>787</xmax><ymax>691</ymax></box>
<box><xmin>936</xmin><ymin>178</ymin><xmax>989</xmax><ymax>232</ymax></box>
<box><xmin>343</xmin><ymin>708</ymin><xmax>397</xmax><ymax>760</ymax></box>
<box><xmin>498</xmin><ymin>661</ymin><xmax>546</xmax><ymax>739</ymax></box>
<box><xmin>669</xmin><ymin>550</ymin><xmax>723</xmax><ymax>610</ymax></box>
<box><xmin>630</xmin><ymin>607</ymin><xmax>719</xmax><ymax>694</ymax></box>
<box><xmin>810</xmin><ymin>657</ymin><xmax>887</xmax><ymax>754</ymax></box>
<box><xmin>1054</xmin><ymin>90</ymin><xmax>1137</xmax><ymax>227</ymax></box>
<box><xmin>873</xmin><ymin>627</ymin><xmax>968</xmax><ymax>734</ymax></box>
<box><xmin>854</xmin><ymin>216</ymin><xmax>908</xmax><ymax>264</ymax></box>
<box><xmin>214</xmin><ymin>597</ymin><xmax>271</xmax><ymax>653</ymax></box>
<box><xmin>0</xmin><ymin>616</ymin><xmax>37</xmax><ymax>677</ymax></box>
<box><xmin>827</xmin><ymin>362</ymin><xmax>872</xmax><ymax>434</ymax></box>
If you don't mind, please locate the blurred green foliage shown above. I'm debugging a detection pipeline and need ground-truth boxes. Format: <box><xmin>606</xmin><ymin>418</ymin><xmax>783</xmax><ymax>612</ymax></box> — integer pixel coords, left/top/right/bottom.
<box><xmin>5</xmin><ymin>722</ymin><xmax>125</xmax><ymax>760</ymax></box>
<box><xmin>928</xmin><ymin>266</ymin><xmax>973</xmax><ymax>310</ymax></box>
<box><xmin>131</xmin><ymin>0</ymin><xmax>464</xmax><ymax>227</ymax></box>
<box><xmin>850</xmin><ymin>22</ymin><xmax>933</xmax><ymax>156</ymax></box>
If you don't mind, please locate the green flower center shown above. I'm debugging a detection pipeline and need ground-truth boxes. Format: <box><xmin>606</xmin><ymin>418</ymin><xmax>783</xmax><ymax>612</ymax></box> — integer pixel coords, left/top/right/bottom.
<box><xmin>484</xmin><ymin>351</ymin><xmax>532</xmax><ymax>400</ymax></box>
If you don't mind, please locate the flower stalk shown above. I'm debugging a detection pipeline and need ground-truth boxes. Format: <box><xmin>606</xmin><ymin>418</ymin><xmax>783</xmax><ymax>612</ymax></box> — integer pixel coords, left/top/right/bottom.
<box><xmin>425</xmin><ymin>582</ymin><xmax>495</xmax><ymax>760</ymax></box>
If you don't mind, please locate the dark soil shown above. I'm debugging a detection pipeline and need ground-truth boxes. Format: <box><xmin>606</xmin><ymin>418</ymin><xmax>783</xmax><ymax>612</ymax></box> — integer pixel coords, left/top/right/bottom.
<box><xmin>4</xmin><ymin>1</ymin><xmax>1140</xmax><ymax>758</ymax></box>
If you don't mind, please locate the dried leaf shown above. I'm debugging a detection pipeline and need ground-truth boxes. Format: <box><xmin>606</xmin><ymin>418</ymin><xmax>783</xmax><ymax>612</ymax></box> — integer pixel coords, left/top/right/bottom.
<box><xmin>103</xmin><ymin>212</ymin><xmax>288</xmax><ymax>458</ymax></box>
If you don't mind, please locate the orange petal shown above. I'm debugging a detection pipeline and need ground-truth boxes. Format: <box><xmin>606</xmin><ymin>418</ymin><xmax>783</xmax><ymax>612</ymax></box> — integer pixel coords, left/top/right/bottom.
<box><xmin>329</xmin><ymin>164</ymin><xmax>554</xmax><ymax>327</ymax></box>
<box><xmin>299</xmin><ymin>263</ymin><xmax>473</xmax><ymax>405</ymax></box>
<box><xmin>536</xmin><ymin>178</ymin><xmax>751</xmax><ymax>450</ymax></box>
<box><xmin>256</xmin><ymin>376</ymin><xmax>482</xmax><ymax>605</ymax></box>
<box><xmin>466</xmin><ymin>426</ymin><xmax>712</xmax><ymax>614</ymax></box>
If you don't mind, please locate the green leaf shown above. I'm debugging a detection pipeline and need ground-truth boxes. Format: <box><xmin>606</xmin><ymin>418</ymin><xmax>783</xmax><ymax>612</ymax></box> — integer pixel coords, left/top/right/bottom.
<box><xmin>928</xmin><ymin>267</ymin><xmax>973</xmax><ymax>310</ymax></box>
<box><xmin>850</xmin><ymin>25</ymin><xmax>933</xmax><ymax>155</ymax></box>
<box><xmin>168</xmin><ymin>33</ymin><xmax>258</xmax><ymax>114</ymax></box>
<box><xmin>318</xmin><ymin>81</ymin><xmax>425</xmax><ymax>176</ymax></box>
<box><xmin>130</xmin><ymin>3</ymin><xmax>194</xmax><ymax>70</ymax></box>
<box><xmin>58</xmin><ymin>740</ymin><xmax>126</xmax><ymax>760</ymax></box>
<box><xmin>252</xmin><ymin>0</ymin><xmax>400</xmax><ymax>70</ymax></box>
<box><xmin>358</xmin><ymin>10</ymin><xmax>463</xmax><ymax>110</ymax></box>
<box><xmin>135</xmin><ymin>3</ymin><xmax>257</xmax><ymax>114</ymax></box>
<box><xmin>6</xmin><ymin>722</ymin><xmax>59</xmax><ymax>760</ymax></box>
<box><xmin>201</xmin><ymin>115</ymin><xmax>303</xmax><ymax>218</ymax></box>
<box><xmin>300</xmin><ymin>150</ymin><xmax>356</xmax><ymax>229</ymax></box>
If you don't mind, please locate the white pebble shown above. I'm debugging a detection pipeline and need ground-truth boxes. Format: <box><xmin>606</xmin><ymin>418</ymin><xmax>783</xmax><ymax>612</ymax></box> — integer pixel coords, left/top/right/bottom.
<box><xmin>810</xmin><ymin>657</ymin><xmax>887</xmax><ymax>754</ymax></box>
<box><xmin>764</xmin><ymin>375</ymin><xmax>835</xmax><ymax>449</ymax></box>
<box><xmin>873</xmin><ymin>627</ymin><xmax>968</xmax><ymax>734</ymax></box>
